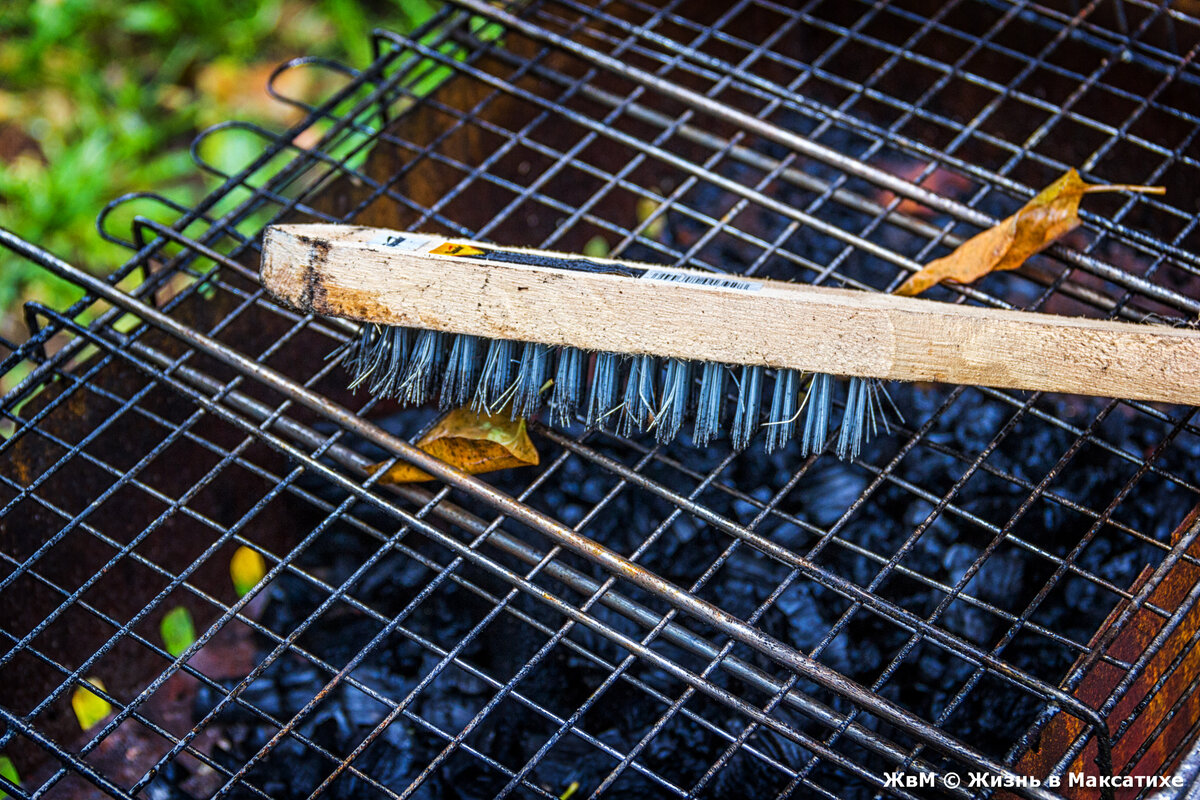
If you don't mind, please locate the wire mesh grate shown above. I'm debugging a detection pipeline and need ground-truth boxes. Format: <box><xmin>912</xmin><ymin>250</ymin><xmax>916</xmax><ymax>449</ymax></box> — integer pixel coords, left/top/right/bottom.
<box><xmin>2</xmin><ymin>1</ymin><xmax>1200</xmax><ymax>798</ymax></box>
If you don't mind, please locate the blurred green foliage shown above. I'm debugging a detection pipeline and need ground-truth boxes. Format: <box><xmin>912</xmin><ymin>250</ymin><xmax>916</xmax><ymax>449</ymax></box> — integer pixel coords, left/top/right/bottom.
<box><xmin>0</xmin><ymin>0</ymin><xmax>440</xmax><ymax>333</ymax></box>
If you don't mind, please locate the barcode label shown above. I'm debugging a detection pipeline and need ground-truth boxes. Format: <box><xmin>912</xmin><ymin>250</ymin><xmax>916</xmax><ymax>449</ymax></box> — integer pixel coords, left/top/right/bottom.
<box><xmin>364</xmin><ymin>234</ymin><xmax>761</xmax><ymax>289</ymax></box>
<box><xmin>641</xmin><ymin>268</ymin><xmax>761</xmax><ymax>291</ymax></box>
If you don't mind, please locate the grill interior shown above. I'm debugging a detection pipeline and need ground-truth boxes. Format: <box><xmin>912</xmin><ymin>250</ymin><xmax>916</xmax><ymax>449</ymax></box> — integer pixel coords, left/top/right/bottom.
<box><xmin>3</xmin><ymin>1</ymin><xmax>1200</xmax><ymax>798</ymax></box>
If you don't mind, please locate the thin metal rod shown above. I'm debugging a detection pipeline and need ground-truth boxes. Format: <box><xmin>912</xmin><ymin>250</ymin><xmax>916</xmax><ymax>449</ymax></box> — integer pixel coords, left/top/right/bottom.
<box><xmin>537</xmin><ymin>425</ymin><xmax>1114</xmax><ymax>743</ymax></box>
<box><xmin>447</xmin><ymin>0</ymin><xmax>1200</xmax><ymax>316</ymax></box>
<box><xmin>41</xmin><ymin>309</ymin><xmax>911</xmax><ymax>798</ymax></box>
<box><xmin>0</xmin><ymin>226</ymin><xmax>1067</xmax><ymax>798</ymax></box>
<box><xmin>119</xmin><ymin>334</ymin><xmax>966</xmax><ymax>792</ymax></box>
<box><xmin>468</xmin><ymin>31</ymin><xmax>1158</xmax><ymax>323</ymax></box>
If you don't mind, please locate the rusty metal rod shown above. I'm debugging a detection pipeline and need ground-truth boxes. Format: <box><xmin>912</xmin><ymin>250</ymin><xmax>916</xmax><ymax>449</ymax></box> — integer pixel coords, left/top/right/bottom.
<box><xmin>445</xmin><ymin>0</ymin><xmax>1200</xmax><ymax>317</ymax></box>
<box><xmin>117</xmin><ymin>333</ymin><xmax>969</xmax><ymax>794</ymax></box>
<box><xmin>0</xmin><ymin>225</ymin><xmax>1070</xmax><ymax>799</ymax></box>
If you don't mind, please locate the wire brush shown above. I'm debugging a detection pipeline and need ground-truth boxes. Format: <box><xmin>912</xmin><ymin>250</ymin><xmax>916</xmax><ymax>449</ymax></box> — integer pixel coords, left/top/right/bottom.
<box><xmin>261</xmin><ymin>224</ymin><xmax>1200</xmax><ymax>460</ymax></box>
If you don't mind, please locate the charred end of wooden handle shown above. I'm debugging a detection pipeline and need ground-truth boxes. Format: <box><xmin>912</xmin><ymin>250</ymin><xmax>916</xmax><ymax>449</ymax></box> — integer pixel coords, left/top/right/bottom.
<box><xmin>261</xmin><ymin>225</ymin><xmax>334</xmax><ymax>315</ymax></box>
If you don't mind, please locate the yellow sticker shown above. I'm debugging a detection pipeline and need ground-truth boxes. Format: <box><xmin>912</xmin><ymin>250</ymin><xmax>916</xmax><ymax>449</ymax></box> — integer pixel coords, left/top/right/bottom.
<box><xmin>71</xmin><ymin>678</ymin><xmax>112</xmax><ymax>731</ymax></box>
<box><xmin>429</xmin><ymin>242</ymin><xmax>485</xmax><ymax>257</ymax></box>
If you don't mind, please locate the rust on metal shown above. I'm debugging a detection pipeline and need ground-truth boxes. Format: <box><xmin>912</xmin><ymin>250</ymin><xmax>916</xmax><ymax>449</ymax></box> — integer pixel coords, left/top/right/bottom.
<box><xmin>1014</xmin><ymin>506</ymin><xmax>1200</xmax><ymax>796</ymax></box>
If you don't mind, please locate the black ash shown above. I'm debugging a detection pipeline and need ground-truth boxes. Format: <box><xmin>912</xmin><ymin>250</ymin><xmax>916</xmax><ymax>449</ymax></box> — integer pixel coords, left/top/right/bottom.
<box><xmin>177</xmin><ymin>129</ymin><xmax>1198</xmax><ymax>799</ymax></box>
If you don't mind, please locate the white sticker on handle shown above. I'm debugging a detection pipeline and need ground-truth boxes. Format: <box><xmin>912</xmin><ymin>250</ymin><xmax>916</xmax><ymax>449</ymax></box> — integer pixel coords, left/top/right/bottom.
<box><xmin>367</xmin><ymin>231</ymin><xmax>447</xmax><ymax>252</ymax></box>
<box><xmin>640</xmin><ymin>268</ymin><xmax>761</xmax><ymax>291</ymax></box>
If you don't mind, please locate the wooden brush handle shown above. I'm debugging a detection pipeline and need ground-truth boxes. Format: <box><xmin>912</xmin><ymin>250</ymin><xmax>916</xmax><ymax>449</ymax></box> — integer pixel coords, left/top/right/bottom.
<box><xmin>261</xmin><ymin>224</ymin><xmax>1200</xmax><ymax>405</ymax></box>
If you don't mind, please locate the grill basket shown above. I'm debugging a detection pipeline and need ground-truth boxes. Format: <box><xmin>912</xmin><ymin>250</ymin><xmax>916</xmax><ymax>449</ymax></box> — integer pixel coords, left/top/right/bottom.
<box><xmin>3</xmin><ymin>1</ymin><xmax>1200</xmax><ymax>798</ymax></box>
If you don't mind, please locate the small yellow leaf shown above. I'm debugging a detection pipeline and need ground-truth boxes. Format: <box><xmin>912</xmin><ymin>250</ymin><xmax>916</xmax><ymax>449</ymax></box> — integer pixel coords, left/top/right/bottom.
<box><xmin>71</xmin><ymin>678</ymin><xmax>112</xmax><ymax>731</ymax></box>
<box><xmin>230</xmin><ymin>546</ymin><xmax>267</xmax><ymax>597</ymax></box>
<box><xmin>583</xmin><ymin>235</ymin><xmax>610</xmax><ymax>258</ymax></box>
<box><xmin>0</xmin><ymin>755</ymin><xmax>19</xmax><ymax>798</ymax></box>
<box><xmin>160</xmin><ymin>606</ymin><xmax>196</xmax><ymax>657</ymax></box>
<box><xmin>369</xmin><ymin>407</ymin><xmax>540</xmax><ymax>484</ymax></box>
<box><xmin>636</xmin><ymin>196</ymin><xmax>665</xmax><ymax>240</ymax></box>
<box><xmin>895</xmin><ymin>169</ymin><xmax>1164</xmax><ymax>297</ymax></box>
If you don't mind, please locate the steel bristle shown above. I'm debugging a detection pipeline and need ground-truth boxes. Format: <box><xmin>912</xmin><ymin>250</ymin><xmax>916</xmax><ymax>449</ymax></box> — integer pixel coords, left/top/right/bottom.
<box><xmin>586</xmin><ymin>351</ymin><xmax>620</xmax><ymax>429</ymax></box>
<box><xmin>765</xmin><ymin>369</ymin><xmax>802</xmax><ymax>454</ymax></box>
<box><xmin>621</xmin><ymin>354</ymin><xmax>657</xmax><ymax>437</ymax></box>
<box><xmin>344</xmin><ymin>327</ymin><xmax>900</xmax><ymax>460</ymax></box>
<box><xmin>656</xmin><ymin>359</ymin><xmax>691</xmax><ymax>444</ymax></box>
<box><xmin>475</xmin><ymin>338</ymin><xmax>515</xmax><ymax>412</ymax></box>
<box><xmin>836</xmin><ymin>377</ymin><xmax>902</xmax><ymax>460</ymax></box>
<box><xmin>801</xmin><ymin>372</ymin><xmax>833</xmax><ymax>456</ymax></box>
<box><xmin>550</xmin><ymin>346</ymin><xmax>584</xmax><ymax>427</ymax></box>
<box><xmin>384</xmin><ymin>328</ymin><xmax>413</xmax><ymax>396</ymax></box>
<box><xmin>440</xmin><ymin>333</ymin><xmax>479</xmax><ymax>409</ymax></box>
<box><xmin>341</xmin><ymin>324</ymin><xmax>376</xmax><ymax>379</ymax></box>
<box><xmin>693</xmin><ymin>362</ymin><xmax>725</xmax><ymax>447</ymax></box>
<box><xmin>730</xmin><ymin>365</ymin><xmax>762</xmax><ymax>451</ymax></box>
<box><xmin>399</xmin><ymin>329</ymin><xmax>444</xmax><ymax>405</ymax></box>
<box><xmin>872</xmin><ymin>378</ymin><xmax>904</xmax><ymax>432</ymax></box>
<box><xmin>837</xmin><ymin>376</ymin><xmax>867</xmax><ymax>460</ymax></box>
<box><xmin>345</xmin><ymin>325</ymin><xmax>379</xmax><ymax>392</ymax></box>
<box><xmin>513</xmin><ymin>342</ymin><xmax>551</xmax><ymax>419</ymax></box>
<box><xmin>362</xmin><ymin>326</ymin><xmax>411</xmax><ymax>398</ymax></box>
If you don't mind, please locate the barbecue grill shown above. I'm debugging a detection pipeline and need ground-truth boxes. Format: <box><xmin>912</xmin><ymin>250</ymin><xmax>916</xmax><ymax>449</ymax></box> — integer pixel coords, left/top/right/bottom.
<box><xmin>3</xmin><ymin>1</ymin><xmax>1200</xmax><ymax>797</ymax></box>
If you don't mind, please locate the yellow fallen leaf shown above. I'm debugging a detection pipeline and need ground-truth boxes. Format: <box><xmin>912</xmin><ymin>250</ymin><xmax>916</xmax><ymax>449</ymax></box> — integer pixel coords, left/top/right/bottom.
<box><xmin>71</xmin><ymin>678</ymin><xmax>112</xmax><ymax>731</ymax></box>
<box><xmin>230</xmin><ymin>545</ymin><xmax>267</xmax><ymax>597</ymax></box>
<box><xmin>0</xmin><ymin>754</ymin><xmax>20</xmax><ymax>798</ymax></box>
<box><xmin>636</xmin><ymin>196</ymin><xmax>666</xmax><ymax>240</ymax></box>
<box><xmin>369</xmin><ymin>407</ymin><xmax>539</xmax><ymax>484</ymax></box>
<box><xmin>160</xmin><ymin>606</ymin><xmax>197</xmax><ymax>657</ymax></box>
<box><xmin>583</xmin><ymin>235</ymin><xmax>610</xmax><ymax>258</ymax></box>
<box><xmin>895</xmin><ymin>169</ymin><xmax>1164</xmax><ymax>297</ymax></box>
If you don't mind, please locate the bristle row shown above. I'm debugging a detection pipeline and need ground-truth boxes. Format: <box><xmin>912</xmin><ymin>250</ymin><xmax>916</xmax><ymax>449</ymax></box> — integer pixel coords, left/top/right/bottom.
<box><xmin>344</xmin><ymin>325</ymin><xmax>900</xmax><ymax>458</ymax></box>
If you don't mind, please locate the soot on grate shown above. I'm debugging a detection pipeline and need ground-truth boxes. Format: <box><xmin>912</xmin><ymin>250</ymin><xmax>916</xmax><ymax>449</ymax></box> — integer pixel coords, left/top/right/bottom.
<box><xmin>175</xmin><ymin>138</ymin><xmax>1195</xmax><ymax>798</ymax></box>
<box><xmin>180</xmin><ymin>407</ymin><xmax>1189</xmax><ymax>798</ymax></box>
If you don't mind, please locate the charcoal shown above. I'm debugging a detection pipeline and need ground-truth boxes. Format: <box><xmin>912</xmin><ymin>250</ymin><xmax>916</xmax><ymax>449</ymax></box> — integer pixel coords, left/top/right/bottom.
<box><xmin>793</xmin><ymin>464</ymin><xmax>870</xmax><ymax>529</ymax></box>
<box><xmin>333</xmin><ymin>737</ymin><xmax>428</xmax><ymax>800</ymax></box>
<box><xmin>142</xmin><ymin>763</ymin><xmax>189</xmax><ymax>800</ymax></box>
<box><xmin>774</xmin><ymin>582</ymin><xmax>824</xmax><ymax>652</ymax></box>
<box><xmin>162</xmin><ymin>123</ymin><xmax>1200</xmax><ymax>800</ymax></box>
<box><xmin>559</xmin><ymin>502</ymin><xmax>586</xmax><ymax>527</ymax></box>
<box><xmin>183</xmin><ymin>402</ymin><xmax>1187</xmax><ymax>800</ymax></box>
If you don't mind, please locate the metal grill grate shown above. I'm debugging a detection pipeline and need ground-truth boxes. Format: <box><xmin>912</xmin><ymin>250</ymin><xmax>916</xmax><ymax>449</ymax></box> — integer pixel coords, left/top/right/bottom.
<box><xmin>3</xmin><ymin>1</ymin><xmax>1200</xmax><ymax>798</ymax></box>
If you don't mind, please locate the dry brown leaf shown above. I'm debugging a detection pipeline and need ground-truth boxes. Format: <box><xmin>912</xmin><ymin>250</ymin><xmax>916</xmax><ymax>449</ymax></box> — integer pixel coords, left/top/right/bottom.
<box><xmin>368</xmin><ymin>407</ymin><xmax>539</xmax><ymax>484</ymax></box>
<box><xmin>894</xmin><ymin>169</ymin><xmax>1164</xmax><ymax>297</ymax></box>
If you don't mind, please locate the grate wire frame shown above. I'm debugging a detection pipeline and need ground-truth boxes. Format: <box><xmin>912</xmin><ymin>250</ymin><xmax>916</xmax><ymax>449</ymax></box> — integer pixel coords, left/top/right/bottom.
<box><xmin>2</xmin><ymin>1</ymin><xmax>1200</xmax><ymax>798</ymax></box>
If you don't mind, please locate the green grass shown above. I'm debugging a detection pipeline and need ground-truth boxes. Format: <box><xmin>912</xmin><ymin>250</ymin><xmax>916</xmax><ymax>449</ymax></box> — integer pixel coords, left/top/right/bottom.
<box><xmin>0</xmin><ymin>0</ymin><xmax>441</xmax><ymax>345</ymax></box>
